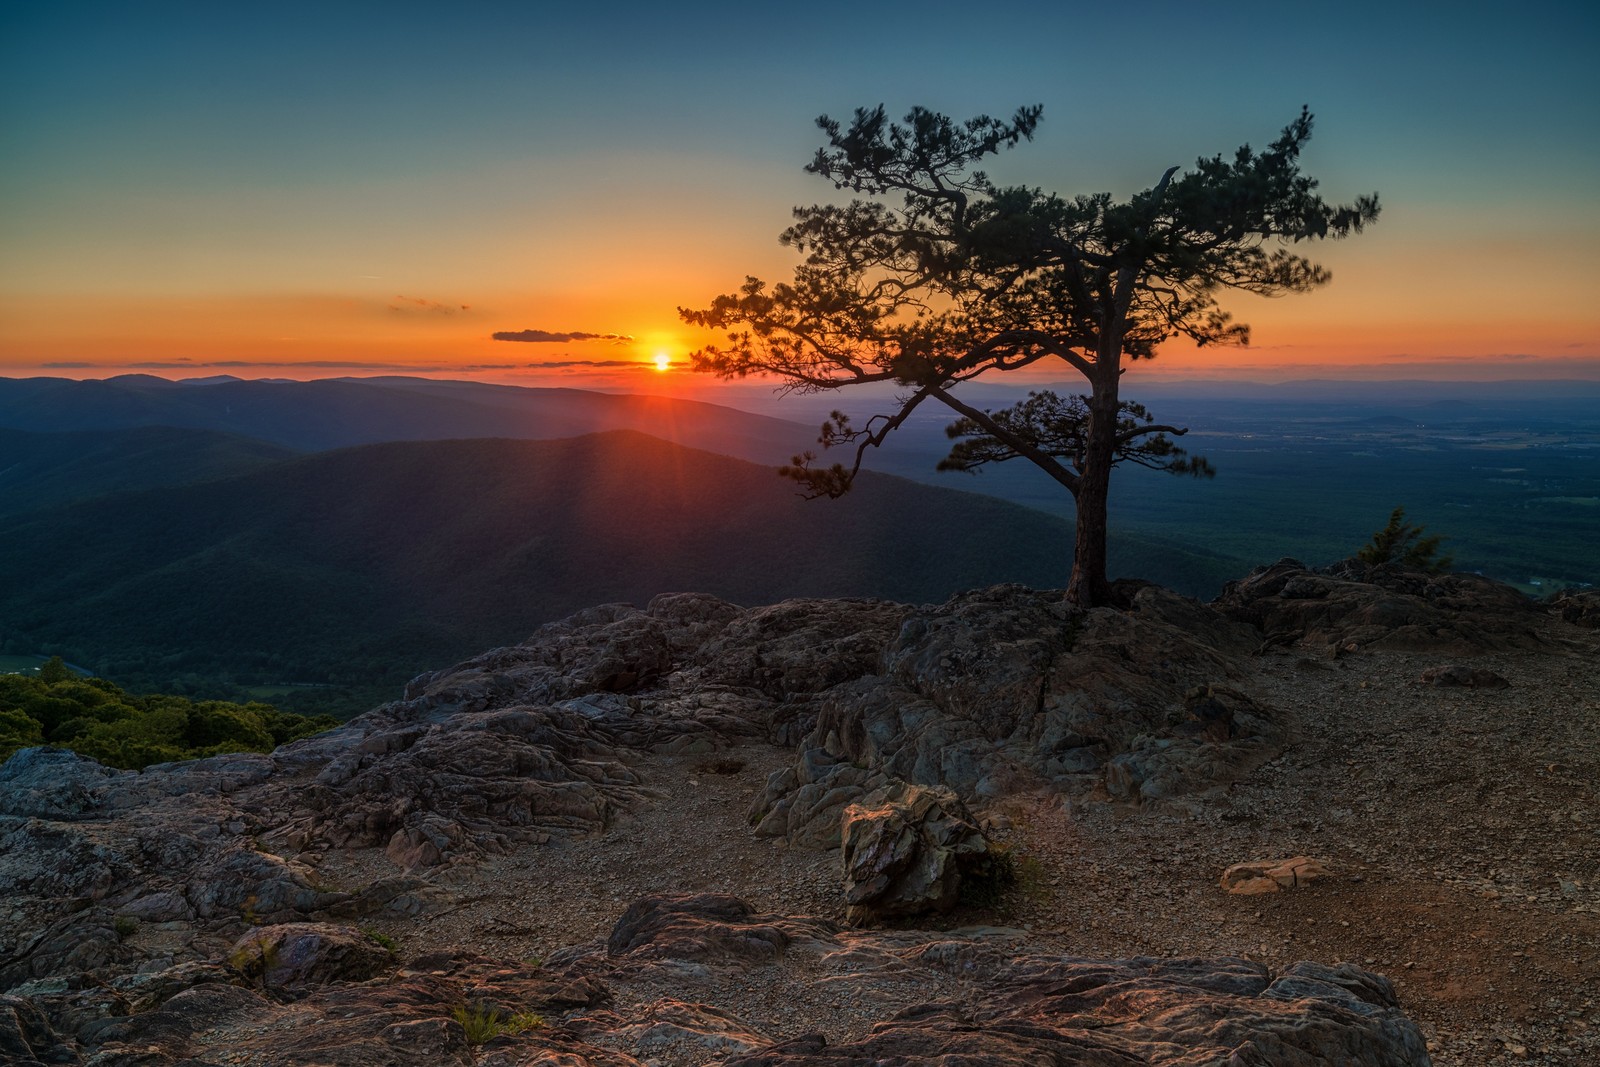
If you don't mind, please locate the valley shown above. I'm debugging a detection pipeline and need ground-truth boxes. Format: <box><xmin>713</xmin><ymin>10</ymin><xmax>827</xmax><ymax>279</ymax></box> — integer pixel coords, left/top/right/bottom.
<box><xmin>1</xmin><ymin>374</ymin><xmax>1595</xmax><ymax>713</ymax></box>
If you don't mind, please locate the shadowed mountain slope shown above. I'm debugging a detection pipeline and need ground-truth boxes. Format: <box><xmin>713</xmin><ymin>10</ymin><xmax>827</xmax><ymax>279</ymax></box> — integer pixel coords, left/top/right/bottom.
<box><xmin>0</xmin><ymin>426</ymin><xmax>294</xmax><ymax>516</ymax></box>
<box><xmin>0</xmin><ymin>430</ymin><xmax>1079</xmax><ymax>697</ymax></box>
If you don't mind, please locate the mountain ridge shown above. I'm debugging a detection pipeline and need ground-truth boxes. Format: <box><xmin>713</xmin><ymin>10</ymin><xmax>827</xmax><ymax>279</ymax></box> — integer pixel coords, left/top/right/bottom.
<box><xmin>0</xmin><ymin>375</ymin><xmax>813</xmax><ymax>460</ymax></box>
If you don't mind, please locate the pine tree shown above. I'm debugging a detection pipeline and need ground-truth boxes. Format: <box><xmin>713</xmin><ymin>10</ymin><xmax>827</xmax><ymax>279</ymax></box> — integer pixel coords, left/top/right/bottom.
<box><xmin>684</xmin><ymin>105</ymin><xmax>1377</xmax><ymax>605</ymax></box>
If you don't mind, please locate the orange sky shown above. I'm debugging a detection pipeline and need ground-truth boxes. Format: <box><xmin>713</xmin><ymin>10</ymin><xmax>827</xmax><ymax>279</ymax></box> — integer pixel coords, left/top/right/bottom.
<box><xmin>3</xmin><ymin>5</ymin><xmax>1596</xmax><ymax>391</ymax></box>
<box><xmin>4</xmin><ymin>193</ymin><xmax>1595</xmax><ymax>388</ymax></box>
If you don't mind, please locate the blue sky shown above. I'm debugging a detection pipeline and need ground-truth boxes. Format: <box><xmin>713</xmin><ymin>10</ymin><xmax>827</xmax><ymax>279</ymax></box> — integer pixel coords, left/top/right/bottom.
<box><xmin>2</xmin><ymin>0</ymin><xmax>1596</xmax><ymax>382</ymax></box>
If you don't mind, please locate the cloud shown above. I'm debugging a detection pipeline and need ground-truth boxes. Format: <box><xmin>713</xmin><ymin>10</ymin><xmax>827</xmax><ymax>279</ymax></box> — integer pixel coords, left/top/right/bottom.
<box><xmin>126</xmin><ymin>359</ymin><xmax>429</xmax><ymax>370</ymax></box>
<box><xmin>492</xmin><ymin>329</ymin><xmax>634</xmax><ymax>343</ymax></box>
<box><xmin>521</xmin><ymin>359</ymin><xmax>648</xmax><ymax>368</ymax></box>
<box><xmin>41</xmin><ymin>361</ymin><xmax>99</xmax><ymax>368</ymax></box>
<box><xmin>388</xmin><ymin>295</ymin><xmax>470</xmax><ymax>314</ymax></box>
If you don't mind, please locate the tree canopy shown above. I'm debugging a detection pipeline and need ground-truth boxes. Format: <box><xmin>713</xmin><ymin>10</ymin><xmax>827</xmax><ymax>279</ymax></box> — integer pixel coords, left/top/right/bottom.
<box><xmin>683</xmin><ymin>104</ymin><xmax>1378</xmax><ymax>605</ymax></box>
<box><xmin>0</xmin><ymin>665</ymin><xmax>336</xmax><ymax>770</ymax></box>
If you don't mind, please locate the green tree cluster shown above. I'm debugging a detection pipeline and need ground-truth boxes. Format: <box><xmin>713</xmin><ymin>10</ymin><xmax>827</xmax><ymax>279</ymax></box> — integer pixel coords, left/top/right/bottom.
<box><xmin>0</xmin><ymin>658</ymin><xmax>337</xmax><ymax>770</ymax></box>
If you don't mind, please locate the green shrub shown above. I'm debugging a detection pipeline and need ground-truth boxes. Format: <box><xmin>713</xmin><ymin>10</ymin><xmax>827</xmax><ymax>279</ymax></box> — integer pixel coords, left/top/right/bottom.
<box><xmin>1357</xmin><ymin>506</ymin><xmax>1453</xmax><ymax>573</ymax></box>
<box><xmin>959</xmin><ymin>845</ymin><xmax>1050</xmax><ymax>915</ymax></box>
<box><xmin>0</xmin><ymin>707</ymin><xmax>44</xmax><ymax>763</ymax></box>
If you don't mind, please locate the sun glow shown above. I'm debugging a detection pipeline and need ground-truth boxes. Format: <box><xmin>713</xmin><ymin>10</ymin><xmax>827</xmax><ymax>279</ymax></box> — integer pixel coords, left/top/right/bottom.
<box><xmin>653</xmin><ymin>352</ymin><xmax>671</xmax><ymax>372</ymax></box>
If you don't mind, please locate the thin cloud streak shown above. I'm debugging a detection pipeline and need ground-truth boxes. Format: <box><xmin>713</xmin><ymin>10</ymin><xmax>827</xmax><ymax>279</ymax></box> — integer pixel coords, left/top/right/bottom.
<box><xmin>388</xmin><ymin>295</ymin><xmax>471</xmax><ymax>314</ymax></box>
<box><xmin>492</xmin><ymin>329</ymin><xmax>634</xmax><ymax>343</ymax></box>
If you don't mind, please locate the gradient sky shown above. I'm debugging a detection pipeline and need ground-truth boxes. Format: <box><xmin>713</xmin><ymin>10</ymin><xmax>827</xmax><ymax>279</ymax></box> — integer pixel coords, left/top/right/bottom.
<box><xmin>2</xmin><ymin>0</ymin><xmax>1597</xmax><ymax>390</ymax></box>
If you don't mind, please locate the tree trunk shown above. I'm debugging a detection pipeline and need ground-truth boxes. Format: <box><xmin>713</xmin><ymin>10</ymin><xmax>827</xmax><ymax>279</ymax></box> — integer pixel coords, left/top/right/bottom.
<box><xmin>1064</xmin><ymin>372</ymin><xmax>1121</xmax><ymax>607</ymax></box>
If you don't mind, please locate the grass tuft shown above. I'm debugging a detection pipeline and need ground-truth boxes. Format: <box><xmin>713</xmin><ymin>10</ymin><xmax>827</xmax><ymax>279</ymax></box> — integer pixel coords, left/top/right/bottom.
<box><xmin>360</xmin><ymin>926</ymin><xmax>398</xmax><ymax>953</ymax></box>
<box><xmin>451</xmin><ymin>1003</ymin><xmax>545</xmax><ymax>1044</ymax></box>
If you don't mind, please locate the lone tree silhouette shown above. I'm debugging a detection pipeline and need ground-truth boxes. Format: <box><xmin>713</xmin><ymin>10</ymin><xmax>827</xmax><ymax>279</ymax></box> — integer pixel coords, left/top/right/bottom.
<box><xmin>683</xmin><ymin>105</ymin><xmax>1378</xmax><ymax>606</ymax></box>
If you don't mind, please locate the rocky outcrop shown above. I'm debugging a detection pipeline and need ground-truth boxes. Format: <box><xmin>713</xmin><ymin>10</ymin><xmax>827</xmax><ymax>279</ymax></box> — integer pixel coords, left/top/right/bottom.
<box><xmin>589</xmin><ymin>895</ymin><xmax>1430</xmax><ymax>1066</ymax></box>
<box><xmin>1</xmin><ymin>995</ymin><xmax>78</xmax><ymax>1067</ymax></box>
<box><xmin>1419</xmin><ymin>664</ymin><xmax>1511</xmax><ymax>688</ymax></box>
<box><xmin>605</xmin><ymin>894</ymin><xmax>809</xmax><ymax>965</ymax></box>
<box><xmin>228</xmin><ymin>923</ymin><xmax>394</xmax><ymax>992</ymax></box>
<box><xmin>0</xmin><ymin>893</ymin><xmax>1432</xmax><ymax>1065</ymax></box>
<box><xmin>1220</xmin><ymin>856</ymin><xmax>1334</xmax><ymax>894</ymax></box>
<box><xmin>719</xmin><ymin>957</ymin><xmax>1429</xmax><ymax>1066</ymax></box>
<box><xmin>751</xmin><ymin>585</ymin><xmax>1282</xmax><ymax>836</ymax></box>
<box><xmin>1546</xmin><ymin>588</ymin><xmax>1600</xmax><ymax>629</ymax></box>
<box><xmin>282</xmin><ymin>704</ymin><xmax>652</xmax><ymax>868</ymax></box>
<box><xmin>0</xmin><ymin>585</ymin><xmax>1293</xmax><ymax>1000</ymax></box>
<box><xmin>1217</xmin><ymin>557</ymin><xmax>1546</xmax><ymax>653</ymax></box>
<box><xmin>0</xmin><ymin>584</ymin><xmax>1451</xmax><ymax>1066</ymax></box>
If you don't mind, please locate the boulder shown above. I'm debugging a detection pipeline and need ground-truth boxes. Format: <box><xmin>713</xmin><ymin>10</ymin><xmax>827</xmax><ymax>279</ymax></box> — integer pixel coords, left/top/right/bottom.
<box><xmin>228</xmin><ymin>923</ymin><xmax>394</xmax><ymax>992</ymax></box>
<box><xmin>1547</xmin><ymin>588</ymin><xmax>1600</xmax><ymax>629</ymax></box>
<box><xmin>840</xmin><ymin>783</ymin><xmax>993</xmax><ymax>924</ymax></box>
<box><xmin>1221</xmin><ymin>856</ymin><xmax>1333</xmax><ymax>895</ymax></box>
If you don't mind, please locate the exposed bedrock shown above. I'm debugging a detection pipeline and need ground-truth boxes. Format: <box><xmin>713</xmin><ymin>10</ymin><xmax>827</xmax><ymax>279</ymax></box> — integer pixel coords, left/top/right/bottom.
<box><xmin>580</xmin><ymin>895</ymin><xmax>1430</xmax><ymax>1067</ymax></box>
<box><xmin>751</xmin><ymin>584</ymin><xmax>1283</xmax><ymax>842</ymax></box>
<box><xmin>0</xmin><ymin>571</ymin><xmax>1470</xmax><ymax>1064</ymax></box>
<box><xmin>1</xmin><ymin>583</ymin><xmax>1291</xmax><ymax>992</ymax></box>
<box><xmin>1216</xmin><ymin>557</ymin><xmax>1551</xmax><ymax>653</ymax></box>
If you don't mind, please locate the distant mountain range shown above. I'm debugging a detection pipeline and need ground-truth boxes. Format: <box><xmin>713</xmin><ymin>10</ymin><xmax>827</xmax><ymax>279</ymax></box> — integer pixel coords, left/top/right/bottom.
<box><xmin>0</xmin><ymin>374</ymin><xmax>811</xmax><ymax>460</ymax></box>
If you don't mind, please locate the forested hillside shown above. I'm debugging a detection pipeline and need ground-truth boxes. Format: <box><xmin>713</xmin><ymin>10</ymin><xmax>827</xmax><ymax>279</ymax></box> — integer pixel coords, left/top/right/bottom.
<box><xmin>0</xmin><ymin>430</ymin><xmax>1104</xmax><ymax>713</ymax></box>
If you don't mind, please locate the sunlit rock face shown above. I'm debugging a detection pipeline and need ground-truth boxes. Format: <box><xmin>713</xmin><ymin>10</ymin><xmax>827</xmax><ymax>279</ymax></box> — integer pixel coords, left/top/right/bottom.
<box><xmin>839</xmin><ymin>783</ymin><xmax>992</xmax><ymax>924</ymax></box>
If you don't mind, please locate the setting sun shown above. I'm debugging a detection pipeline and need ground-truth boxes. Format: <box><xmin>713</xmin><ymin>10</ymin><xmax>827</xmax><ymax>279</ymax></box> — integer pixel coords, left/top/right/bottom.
<box><xmin>653</xmin><ymin>353</ymin><xmax>671</xmax><ymax>372</ymax></box>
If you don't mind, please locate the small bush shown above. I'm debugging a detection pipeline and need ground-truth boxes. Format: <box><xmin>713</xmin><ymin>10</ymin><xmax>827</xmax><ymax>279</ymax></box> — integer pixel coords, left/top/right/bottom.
<box><xmin>114</xmin><ymin>916</ymin><xmax>138</xmax><ymax>939</ymax></box>
<box><xmin>0</xmin><ymin>670</ymin><xmax>335</xmax><ymax>770</ymax></box>
<box><xmin>1357</xmin><ymin>506</ymin><xmax>1453</xmax><ymax>573</ymax></box>
<box><xmin>959</xmin><ymin>848</ymin><xmax>1016</xmax><ymax>910</ymax></box>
